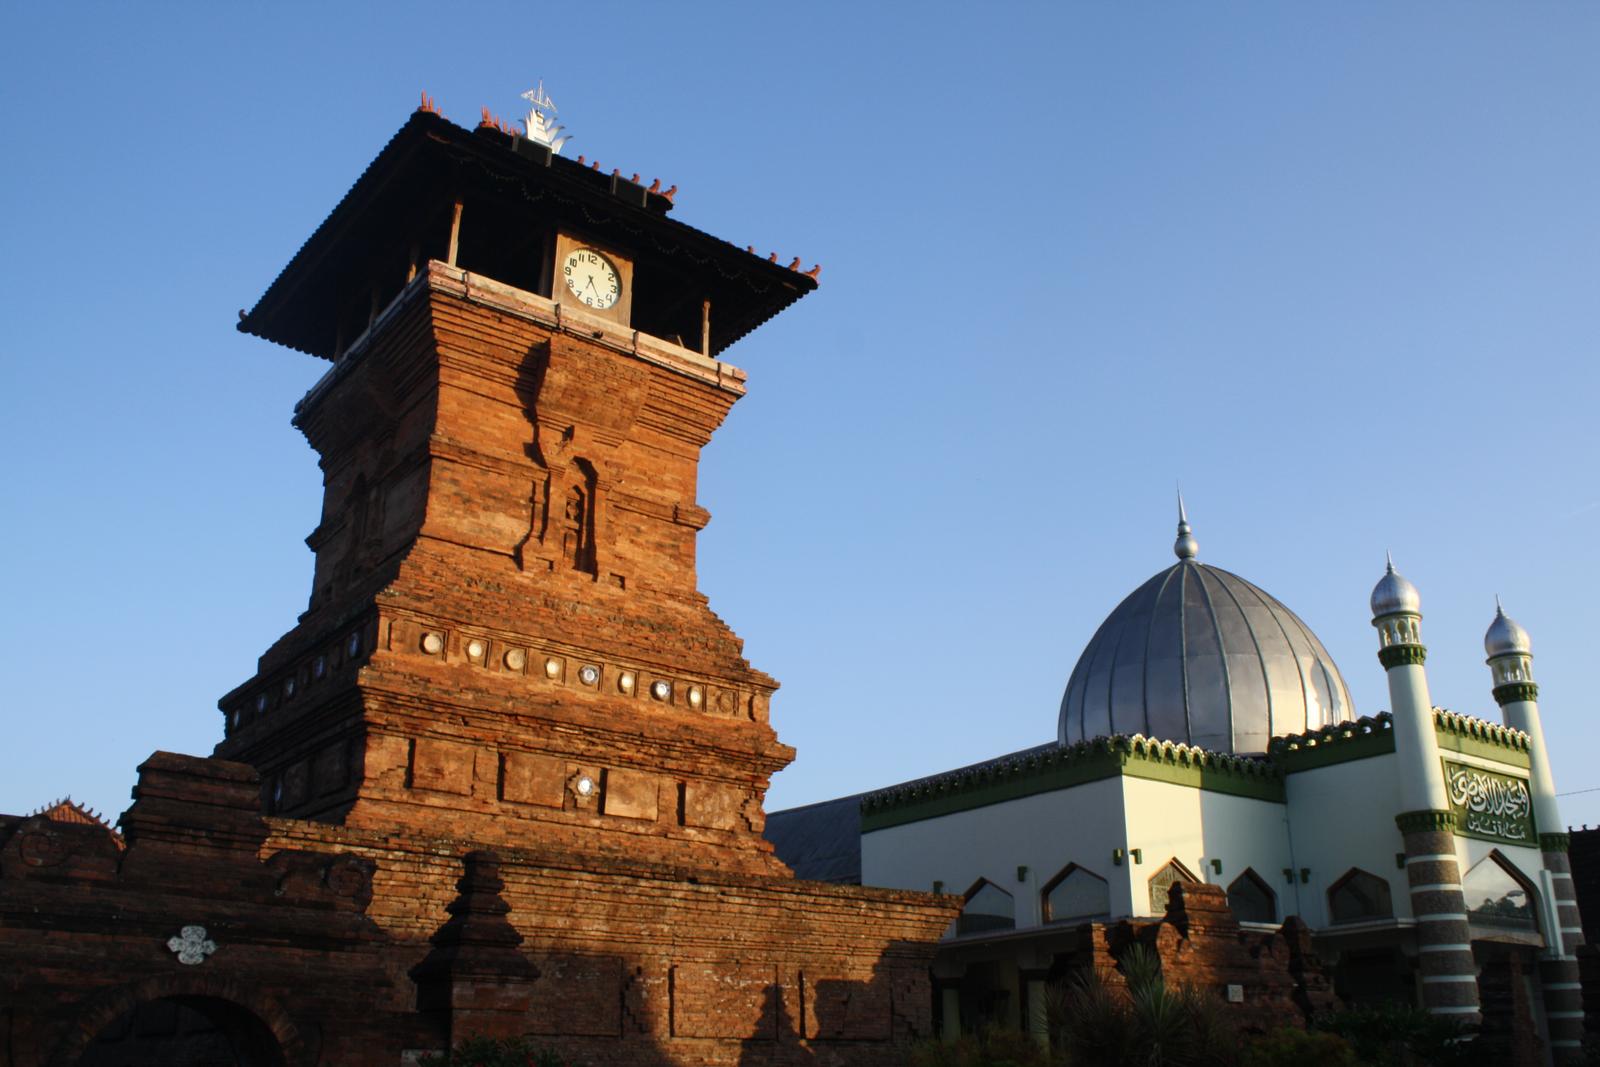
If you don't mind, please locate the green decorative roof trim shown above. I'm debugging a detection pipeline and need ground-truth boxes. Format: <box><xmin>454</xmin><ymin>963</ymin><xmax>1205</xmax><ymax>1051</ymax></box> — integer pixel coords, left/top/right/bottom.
<box><xmin>1270</xmin><ymin>713</ymin><xmax>1395</xmax><ymax>772</ymax></box>
<box><xmin>1492</xmin><ymin>682</ymin><xmax>1539</xmax><ymax>707</ymax></box>
<box><xmin>1540</xmin><ymin>832</ymin><xmax>1571</xmax><ymax>853</ymax></box>
<box><xmin>860</xmin><ymin>735</ymin><xmax>1283</xmax><ymax>832</ymax></box>
<box><xmin>1433</xmin><ymin>709</ymin><xmax>1531</xmax><ymax>768</ymax></box>
<box><xmin>1395</xmin><ymin>809</ymin><xmax>1456</xmax><ymax>834</ymax></box>
<box><xmin>1377</xmin><ymin>644</ymin><xmax>1427</xmax><ymax>669</ymax></box>
<box><xmin>857</xmin><ymin>712</ymin><xmax>1531</xmax><ymax>833</ymax></box>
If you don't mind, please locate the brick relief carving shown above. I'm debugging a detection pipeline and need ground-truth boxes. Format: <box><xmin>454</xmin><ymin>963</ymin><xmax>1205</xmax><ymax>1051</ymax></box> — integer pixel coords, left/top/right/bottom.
<box><xmin>500</xmin><ymin>751</ymin><xmax>566</xmax><ymax>808</ymax></box>
<box><xmin>312</xmin><ymin>741</ymin><xmax>350</xmax><ymax>796</ymax></box>
<box><xmin>602</xmin><ymin>769</ymin><xmax>659</xmax><ymax>821</ymax></box>
<box><xmin>683</xmin><ymin>782</ymin><xmax>744</xmax><ymax>832</ymax></box>
<box><xmin>410</xmin><ymin>738</ymin><xmax>475</xmax><ymax>795</ymax></box>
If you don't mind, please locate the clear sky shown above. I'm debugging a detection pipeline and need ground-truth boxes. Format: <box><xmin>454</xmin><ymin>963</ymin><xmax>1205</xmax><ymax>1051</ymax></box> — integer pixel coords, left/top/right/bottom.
<box><xmin>3</xmin><ymin>4</ymin><xmax>1597</xmax><ymax>830</ymax></box>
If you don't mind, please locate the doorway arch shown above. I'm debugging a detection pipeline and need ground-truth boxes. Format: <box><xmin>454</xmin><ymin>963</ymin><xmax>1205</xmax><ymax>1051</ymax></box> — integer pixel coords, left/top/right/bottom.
<box><xmin>52</xmin><ymin>976</ymin><xmax>307</xmax><ymax>1067</ymax></box>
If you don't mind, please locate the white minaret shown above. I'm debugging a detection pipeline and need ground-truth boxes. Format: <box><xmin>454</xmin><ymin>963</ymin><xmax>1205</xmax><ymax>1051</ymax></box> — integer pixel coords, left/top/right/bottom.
<box><xmin>1484</xmin><ymin>602</ymin><xmax>1585</xmax><ymax>1062</ymax></box>
<box><xmin>1371</xmin><ymin>558</ymin><xmax>1479</xmax><ymax>1021</ymax></box>
<box><xmin>1371</xmin><ymin>556</ymin><xmax>1449</xmax><ymax>812</ymax></box>
<box><xmin>1484</xmin><ymin>602</ymin><xmax>1560</xmax><ymax>838</ymax></box>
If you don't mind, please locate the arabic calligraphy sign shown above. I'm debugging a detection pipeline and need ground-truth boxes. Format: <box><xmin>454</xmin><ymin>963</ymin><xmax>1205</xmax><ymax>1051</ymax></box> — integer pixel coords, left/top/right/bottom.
<box><xmin>1443</xmin><ymin>760</ymin><xmax>1535</xmax><ymax>845</ymax></box>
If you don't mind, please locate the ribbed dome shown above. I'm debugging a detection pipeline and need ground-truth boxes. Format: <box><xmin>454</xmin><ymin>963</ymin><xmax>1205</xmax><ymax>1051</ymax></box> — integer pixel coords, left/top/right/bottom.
<box><xmin>1058</xmin><ymin>555</ymin><xmax>1356</xmax><ymax>755</ymax></box>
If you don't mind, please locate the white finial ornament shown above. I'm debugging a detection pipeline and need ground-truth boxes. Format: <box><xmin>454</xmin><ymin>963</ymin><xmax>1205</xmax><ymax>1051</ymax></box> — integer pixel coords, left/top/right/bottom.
<box><xmin>520</xmin><ymin>81</ymin><xmax>571</xmax><ymax>154</ymax></box>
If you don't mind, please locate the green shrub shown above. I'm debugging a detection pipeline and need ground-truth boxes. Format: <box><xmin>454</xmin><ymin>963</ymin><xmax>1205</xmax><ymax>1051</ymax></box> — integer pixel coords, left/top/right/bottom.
<box><xmin>1313</xmin><ymin>1003</ymin><xmax>1489</xmax><ymax>1066</ymax></box>
<box><xmin>1239</xmin><ymin>1027</ymin><xmax>1355</xmax><ymax>1067</ymax></box>
<box><xmin>417</xmin><ymin>1035</ymin><xmax>567</xmax><ymax>1067</ymax></box>
<box><xmin>906</xmin><ymin>1031</ymin><xmax>1064</xmax><ymax>1067</ymax></box>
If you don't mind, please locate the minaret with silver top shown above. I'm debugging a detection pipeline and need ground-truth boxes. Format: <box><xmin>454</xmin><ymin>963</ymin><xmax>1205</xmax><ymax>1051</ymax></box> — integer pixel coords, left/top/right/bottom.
<box><xmin>1485</xmin><ymin>602</ymin><xmax>1585</xmax><ymax>1062</ymax></box>
<box><xmin>1371</xmin><ymin>558</ymin><xmax>1479</xmax><ymax>1022</ymax></box>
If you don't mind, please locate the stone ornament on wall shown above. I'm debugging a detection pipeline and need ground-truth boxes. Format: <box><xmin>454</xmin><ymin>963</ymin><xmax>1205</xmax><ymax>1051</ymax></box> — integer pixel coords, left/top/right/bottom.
<box><xmin>1443</xmin><ymin>759</ymin><xmax>1534</xmax><ymax>844</ymax></box>
<box><xmin>166</xmin><ymin>925</ymin><xmax>217</xmax><ymax>966</ymax></box>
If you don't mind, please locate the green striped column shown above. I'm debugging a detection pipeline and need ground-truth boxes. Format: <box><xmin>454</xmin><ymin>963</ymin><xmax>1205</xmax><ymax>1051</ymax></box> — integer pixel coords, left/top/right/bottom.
<box><xmin>1396</xmin><ymin>810</ymin><xmax>1481</xmax><ymax>1022</ymax></box>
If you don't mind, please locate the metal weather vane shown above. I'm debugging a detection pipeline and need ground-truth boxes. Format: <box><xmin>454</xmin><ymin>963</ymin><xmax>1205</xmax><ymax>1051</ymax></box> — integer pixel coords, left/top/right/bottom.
<box><xmin>520</xmin><ymin>81</ymin><xmax>571</xmax><ymax>154</ymax></box>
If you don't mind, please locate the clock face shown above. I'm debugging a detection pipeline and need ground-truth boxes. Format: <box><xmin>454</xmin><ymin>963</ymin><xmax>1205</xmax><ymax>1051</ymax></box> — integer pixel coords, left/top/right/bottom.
<box><xmin>561</xmin><ymin>247</ymin><xmax>621</xmax><ymax>310</ymax></box>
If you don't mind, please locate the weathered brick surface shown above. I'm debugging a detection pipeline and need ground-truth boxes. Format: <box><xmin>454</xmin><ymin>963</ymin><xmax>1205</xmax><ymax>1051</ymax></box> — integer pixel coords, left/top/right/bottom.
<box><xmin>1</xmin><ymin>259</ymin><xmax>959</xmax><ymax>1063</ymax></box>
<box><xmin>1081</xmin><ymin>882</ymin><xmax>1337</xmax><ymax>1034</ymax></box>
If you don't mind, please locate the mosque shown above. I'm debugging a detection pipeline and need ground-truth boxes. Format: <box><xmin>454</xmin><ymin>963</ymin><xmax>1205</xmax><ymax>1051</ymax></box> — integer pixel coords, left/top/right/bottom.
<box><xmin>768</xmin><ymin>505</ymin><xmax>1589</xmax><ymax>1060</ymax></box>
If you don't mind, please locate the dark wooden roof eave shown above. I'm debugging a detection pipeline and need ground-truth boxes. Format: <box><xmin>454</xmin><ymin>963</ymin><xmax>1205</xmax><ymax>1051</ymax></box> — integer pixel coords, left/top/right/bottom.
<box><xmin>238</xmin><ymin>111</ymin><xmax>817</xmax><ymax>360</ymax></box>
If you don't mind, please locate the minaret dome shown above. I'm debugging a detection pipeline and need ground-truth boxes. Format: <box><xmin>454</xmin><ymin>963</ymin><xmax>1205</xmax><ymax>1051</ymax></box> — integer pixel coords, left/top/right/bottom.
<box><xmin>1370</xmin><ymin>554</ymin><xmax>1421</xmax><ymax>618</ymax></box>
<box><xmin>1484</xmin><ymin>599</ymin><xmax>1533</xmax><ymax>659</ymax></box>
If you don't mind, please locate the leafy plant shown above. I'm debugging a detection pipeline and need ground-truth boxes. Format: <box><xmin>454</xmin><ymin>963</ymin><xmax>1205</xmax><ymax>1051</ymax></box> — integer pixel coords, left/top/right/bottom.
<box><xmin>1043</xmin><ymin>943</ymin><xmax>1237</xmax><ymax>1066</ymax></box>
<box><xmin>1239</xmin><ymin>1026</ymin><xmax>1355</xmax><ymax>1067</ymax></box>
<box><xmin>1313</xmin><ymin>1003</ymin><xmax>1489</xmax><ymax>1066</ymax></box>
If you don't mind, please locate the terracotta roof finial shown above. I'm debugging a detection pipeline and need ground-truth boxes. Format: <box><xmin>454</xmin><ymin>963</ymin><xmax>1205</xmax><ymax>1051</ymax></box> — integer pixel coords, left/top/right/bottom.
<box><xmin>786</xmin><ymin>256</ymin><xmax>802</xmax><ymax>271</ymax></box>
<box><xmin>804</xmin><ymin>265</ymin><xmax>822</xmax><ymax>279</ymax></box>
<box><xmin>418</xmin><ymin>91</ymin><xmax>440</xmax><ymax>116</ymax></box>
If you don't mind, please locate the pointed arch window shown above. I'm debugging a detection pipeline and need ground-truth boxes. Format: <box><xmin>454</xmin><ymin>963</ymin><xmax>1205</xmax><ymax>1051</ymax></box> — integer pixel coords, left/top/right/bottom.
<box><xmin>1148</xmin><ymin>859</ymin><xmax>1200</xmax><ymax>916</ymax></box>
<box><xmin>1463</xmin><ymin>853</ymin><xmax>1537</xmax><ymax>931</ymax></box>
<box><xmin>1042</xmin><ymin>864</ymin><xmax>1110</xmax><ymax>924</ymax></box>
<box><xmin>1226</xmin><ymin>869</ymin><xmax>1277</xmax><ymax>924</ymax></box>
<box><xmin>956</xmin><ymin>879</ymin><xmax>1016</xmax><ymax>935</ymax></box>
<box><xmin>1328</xmin><ymin>868</ymin><xmax>1392</xmax><ymax>924</ymax></box>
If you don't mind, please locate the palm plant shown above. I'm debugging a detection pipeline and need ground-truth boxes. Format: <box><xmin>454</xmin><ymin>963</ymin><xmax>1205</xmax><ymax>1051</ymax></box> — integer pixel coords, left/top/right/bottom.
<box><xmin>1043</xmin><ymin>943</ymin><xmax>1236</xmax><ymax>1067</ymax></box>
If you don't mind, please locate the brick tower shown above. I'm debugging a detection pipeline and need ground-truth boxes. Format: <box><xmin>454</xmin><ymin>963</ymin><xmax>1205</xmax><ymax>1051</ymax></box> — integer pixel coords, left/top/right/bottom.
<box><xmin>1</xmin><ymin>98</ymin><xmax>953</xmax><ymax>1066</ymax></box>
<box><xmin>218</xmin><ymin>104</ymin><xmax>815</xmax><ymax>880</ymax></box>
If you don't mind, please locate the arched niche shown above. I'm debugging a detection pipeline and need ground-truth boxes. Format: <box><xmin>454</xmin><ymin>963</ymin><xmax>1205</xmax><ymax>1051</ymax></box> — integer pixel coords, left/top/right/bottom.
<box><xmin>1463</xmin><ymin>851</ymin><xmax>1540</xmax><ymax>937</ymax></box>
<box><xmin>1147</xmin><ymin>858</ymin><xmax>1199</xmax><ymax>916</ymax></box>
<box><xmin>956</xmin><ymin>878</ymin><xmax>1016</xmax><ymax>936</ymax></box>
<box><xmin>1328</xmin><ymin>867</ymin><xmax>1393</xmax><ymax>924</ymax></box>
<box><xmin>1226</xmin><ymin>868</ymin><xmax>1277</xmax><ymax>924</ymax></box>
<box><xmin>1041</xmin><ymin>863</ymin><xmax>1110</xmax><ymax>924</ymax></box>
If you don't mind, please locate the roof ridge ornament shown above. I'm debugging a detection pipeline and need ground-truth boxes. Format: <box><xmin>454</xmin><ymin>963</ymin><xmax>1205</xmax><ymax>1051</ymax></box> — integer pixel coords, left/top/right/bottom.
<box><xmin>1174</xmin><ymin>487</ymin><xmax>1198</xmax><ymax>560</ymax></box>
<box><xmin>520</xmin><ymin>80</ymin><xmax>571</xmax><ymax>154</ymax></box>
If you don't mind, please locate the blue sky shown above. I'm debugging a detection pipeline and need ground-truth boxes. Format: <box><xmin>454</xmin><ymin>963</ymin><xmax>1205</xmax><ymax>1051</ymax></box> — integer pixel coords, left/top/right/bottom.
<box><xmin>3</xmin><ymin>3</ymin><xmax>1598</xmax><ymax>828</ymax></box>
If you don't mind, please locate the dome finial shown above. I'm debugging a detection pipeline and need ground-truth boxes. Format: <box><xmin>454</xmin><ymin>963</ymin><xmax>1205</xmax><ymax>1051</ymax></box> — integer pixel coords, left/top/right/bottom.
<box><xmin>1174</xmin><ymin>486</ymin><xmax>1198</xmax><ymax>560</ymax></box>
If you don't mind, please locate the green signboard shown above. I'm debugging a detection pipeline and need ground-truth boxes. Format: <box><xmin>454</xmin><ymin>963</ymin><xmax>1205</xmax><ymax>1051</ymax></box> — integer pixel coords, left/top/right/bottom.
<box><xmin>1443</xmin><ymin>760</ymin><xmax>1535</xmax><ymax>845</ymax></box>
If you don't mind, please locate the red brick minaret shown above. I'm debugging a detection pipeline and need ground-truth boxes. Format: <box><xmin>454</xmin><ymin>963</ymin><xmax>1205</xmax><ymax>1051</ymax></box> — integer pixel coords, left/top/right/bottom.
<box><xmin>217</xmin><ymin>105</ymin><xmax>818</xmax><ymax>878</ymax></box>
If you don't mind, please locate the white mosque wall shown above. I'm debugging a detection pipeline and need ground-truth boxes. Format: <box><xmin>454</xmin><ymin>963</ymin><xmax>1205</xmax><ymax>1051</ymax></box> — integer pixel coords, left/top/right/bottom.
<box><xmin>860</xmin><ymin>776</ymin><xmax>1134</xmax><ymax>928</ymax></box>
<box><xmin>1120</xmin><ymin>777</ymin><xmax>1292</xmax><ymax>918</ymax></box>
<box><xmin>1283</xmin><ymin>752</ymin><xmax>1408</xmax><ymax>927</ymax></box>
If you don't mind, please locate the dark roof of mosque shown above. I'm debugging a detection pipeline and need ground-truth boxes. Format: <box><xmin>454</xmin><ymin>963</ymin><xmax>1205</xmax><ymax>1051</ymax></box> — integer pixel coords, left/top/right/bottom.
<box><xmin>763</xmin><ymin>794</ymin><xmax>864</xmax><ymax>884</ymax></box>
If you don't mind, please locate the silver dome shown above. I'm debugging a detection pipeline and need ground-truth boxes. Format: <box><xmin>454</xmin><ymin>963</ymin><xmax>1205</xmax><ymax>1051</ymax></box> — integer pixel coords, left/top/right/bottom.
<box><xmin>1484</xmin><ymin>601</ymin><xmax>1532</xmax><ymax>658</ymax></box>
<box><xmin>1370</xmin><ymin>556</ymin><xmax>1421</xmax><ymax>618</ymax></box>
<box><xmin>1058</xmin><ymin>558</ymin><xmax>1356</xmax><ymax>755</ymax></box>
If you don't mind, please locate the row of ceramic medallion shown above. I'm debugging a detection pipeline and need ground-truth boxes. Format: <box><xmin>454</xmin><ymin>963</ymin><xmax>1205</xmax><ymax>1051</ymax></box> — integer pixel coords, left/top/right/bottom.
<box><xmin>224</xmin><ymin>625</ymin><xmax>372</xmax><ymax>736</ymax></box>
<box><xmin>385</xmin><ymin>614</ymin><xmax>766</xmax><ymax>721</ymax></box>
